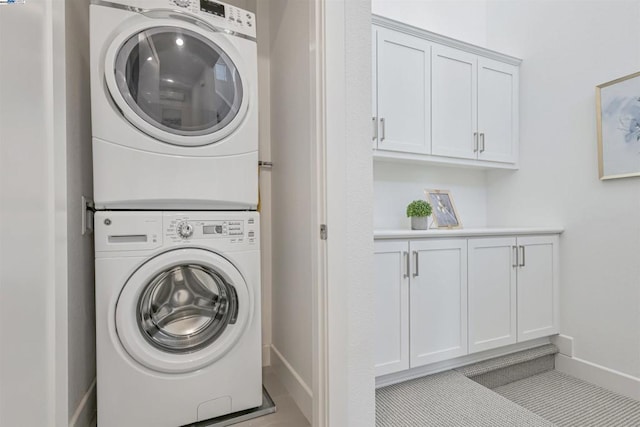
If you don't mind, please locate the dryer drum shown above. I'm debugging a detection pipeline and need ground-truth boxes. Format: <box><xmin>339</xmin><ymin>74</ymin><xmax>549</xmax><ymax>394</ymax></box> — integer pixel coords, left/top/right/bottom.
<box><xmin>114</xmin><ymin>26</ymin><xmax>243</xmax><ymax>138</ymax></box>
<box><xmin>137</xmin><ymin>263</ymin><xmax>239</xmax><ymax>354</ymax></box>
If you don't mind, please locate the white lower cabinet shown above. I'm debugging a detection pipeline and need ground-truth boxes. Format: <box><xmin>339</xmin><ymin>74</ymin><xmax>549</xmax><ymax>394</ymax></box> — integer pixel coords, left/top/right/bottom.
<box><xmin>517</xmin><ymin>235</ymin><xmax>560</xmax><ymax>341</ymax></box>
<box><xmin>409</xmin><ymin>239</ymin><xmax>468</xmax><ymax>367</ymax></box>
<box><xmin>468</xmin><ymin>237</ymin><xmax>517</xmax><ymax>353</ymax></box>
<box><xmin>374</xmin><ymin>239</ymin><xmax>467</xmax><ymax>376</ymax></box>
<box><xmin>375</xmin><ymin>233</ymin><xmax>559</xmax><ymax>378</ymax></box>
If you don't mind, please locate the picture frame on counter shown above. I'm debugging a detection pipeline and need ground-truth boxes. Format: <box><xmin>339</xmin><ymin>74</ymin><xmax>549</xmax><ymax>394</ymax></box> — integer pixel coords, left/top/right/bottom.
<box><xmin>596</xmin><ymin>71</ymin><xmax>640</xmax><ymax>180</ymax></box>
<box><xmin>425</xmin><ymin>189</ymin><xmax>462</xmax><ymax>229</ymax></box>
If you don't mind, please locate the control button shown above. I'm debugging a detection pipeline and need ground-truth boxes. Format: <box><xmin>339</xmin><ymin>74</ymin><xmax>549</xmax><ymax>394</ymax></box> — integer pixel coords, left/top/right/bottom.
<box><xmin>173</xmin><ymin>0</ymin><xmax>190</xmax><ymax>8</ymax></box>
<box><xmin>177</xmin><ymin>221</ymin><xmax>194</xmax><ymax>239</ymax></box>
<box><xmin>248</xmin><ymin>231</ymin><xmax>255</xmax><ymax>237</ymax></box>
<box><xmin>247</xmin><ymin>22</ymin><xmax>252</xmax><ymax>27</ymax></box>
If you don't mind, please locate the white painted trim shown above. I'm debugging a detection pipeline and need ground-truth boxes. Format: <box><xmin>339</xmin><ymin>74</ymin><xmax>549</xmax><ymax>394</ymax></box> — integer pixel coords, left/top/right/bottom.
<box><xmin>69</xmin><ymin>378</ymin><xmax>97</xmax><ymax>427</ymax></box>
<box><xmin>262</xmin><ymin>345</ymin><xmax>271</xmax><ymax>367</ymax></box>
<box><xmin>270</xmin><ymin>345</ymin><xmax>313</xmax><ymax>422</ymax></box>
<box><xmin>310</xmin><ymin>0</ymin><xmax>329</xmax><ymax>426</ymax></box>
<box><xmin>376</xmin><ymin>337</ymin><xmax>551</xmax><ymax>388</ymax></box>
<box><xmin>50</xmin><ymin>0</ymin><xmax>70</xmax><ymax>425</ymax></box>
<box><xmin>372</xmin><ymin>15</ymin><xmax>522</xmax><ymax>65</ymax></box>
<box><xmin>555</xmin><ymin>354</ymin><xmax>640</xmax><ymax>401</ymax></box>
<box><xmin>551</xmin><ymin>334</ymin><xmax>574</xmax><ymax>357</ymax></box>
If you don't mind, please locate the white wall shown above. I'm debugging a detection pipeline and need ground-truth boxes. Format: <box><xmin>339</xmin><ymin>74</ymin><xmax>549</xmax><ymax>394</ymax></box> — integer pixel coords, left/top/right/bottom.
<box><xmin>267</xmin><ymin>0</ymin><xmax>313</xmax><ymax>418</ymax></box>
<box><xmin>374</xmin><ymin>162</ymin><xmax>488</xmax><ymax>229</ymax></box>
<box><xmin>372</xmin><ymin>0</ymin><xmax>488</xmax><ymax>47</ymax></box>
<box><xmin>0</xmin><ymin>0</ymin><xmax>59</xmax><ymax>424</ymax></box>
<box><xmin>485</xmin><ymin>0</ymin><xmax>640</xmax><ymax>378</ymax></box>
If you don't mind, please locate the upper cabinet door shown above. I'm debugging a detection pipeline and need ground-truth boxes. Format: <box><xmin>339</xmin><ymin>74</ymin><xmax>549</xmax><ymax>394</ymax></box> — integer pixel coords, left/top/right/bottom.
<box><xmin>376</xmin><ymin>27</ymin><xmax>431</xmax><ymax>154</ymax></box>
<box><xmin>372</xmin><ymin>27</ymin><xmax>379</xmax><ymax>150</ymax></box>
<box><xmin>431</xmin><ymin>44</ymin><xmax>477</xmax><ymax>160</ymax></box>
<box><xmin>477</xmin><ymin>57</ymin><xmax>519</xmax><ymax>163</ymax></box>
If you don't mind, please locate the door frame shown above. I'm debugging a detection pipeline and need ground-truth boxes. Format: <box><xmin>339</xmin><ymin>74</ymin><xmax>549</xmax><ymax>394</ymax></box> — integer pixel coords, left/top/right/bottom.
<box><xmin>311</xmin><ymin>0</ymin><xmax>375</xmax><ymax>426</ymax></box>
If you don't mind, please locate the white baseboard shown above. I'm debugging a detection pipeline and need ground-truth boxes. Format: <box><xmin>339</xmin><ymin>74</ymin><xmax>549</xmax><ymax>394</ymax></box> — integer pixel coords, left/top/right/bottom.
<box><xmin>270</xmin><ymin>345</ymin><xmax>312</xmax><ymax>422</ymax></box>
<box><xmin>69</xmin><ymin>378</ymin><xmax>96</xmax><ymax>427</ymax></box>
<box><xmin>556</xmin><ymin>354</ymin><xmax>640</xmax><ymax>401</ymax></box>
<box><xmin>551</xmin><ymin>334</ymin><xmax>574</xmax><ymax>357</ymax></box>
<box><xmin>376</xmin><ymin>337</ymin><xmax>551</xmax><ymax>388</ymax></box>
<box><xmin>262</xmin><ymin>344</ymin><xmax>271</xmax><ymax>367</ymax></box>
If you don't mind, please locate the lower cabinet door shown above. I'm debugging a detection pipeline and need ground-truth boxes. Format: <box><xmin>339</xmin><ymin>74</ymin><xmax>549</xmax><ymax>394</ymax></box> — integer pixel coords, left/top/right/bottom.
<box><xmin>409</xmin><ymin>239</ymin><xmax>468</xmax><ymax>367</ymax></box>
<box><xmin>517</xmin><ymin>235</ymin><xmax>559</xmax><ymax>341</ymax></box>
<box><xmin>468</xmin><ymin>237</ymin><xmax>517</xmax><ymax>353</ymax></box>
<box><xmin>374</xmin><ymin>240</ymin><xmax>410</xmax><ymax>376</ymax></box>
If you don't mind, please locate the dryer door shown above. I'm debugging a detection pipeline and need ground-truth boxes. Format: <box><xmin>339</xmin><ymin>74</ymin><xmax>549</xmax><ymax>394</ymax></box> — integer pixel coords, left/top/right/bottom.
<box><xmin>104</xmin><ymin>21</ymin><xmax>250</xmax><ymax>147</ymax></box>
<box><xmin>115</xmin><ymin>248</ymin><xmax>252</xmax><ymax>373</ymax></box>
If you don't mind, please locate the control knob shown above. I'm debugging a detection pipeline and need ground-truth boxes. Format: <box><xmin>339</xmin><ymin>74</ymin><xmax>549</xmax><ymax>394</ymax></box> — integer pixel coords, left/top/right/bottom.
<box><xmin>177</xmin><ymin>221</ymin><xmax>194</xmax><ymax>239</ymax></box>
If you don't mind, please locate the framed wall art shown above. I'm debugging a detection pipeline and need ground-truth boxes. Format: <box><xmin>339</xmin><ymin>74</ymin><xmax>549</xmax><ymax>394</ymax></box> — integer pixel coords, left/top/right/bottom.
<box><xmin>596</xmin><ymin>71</ymin><xmax>640</xmax><ymax>180</ymax></box>
<box><xmin>424</xmin><ymin>189</ymin><xmax>462</xmax><ymax>229</ymax></box>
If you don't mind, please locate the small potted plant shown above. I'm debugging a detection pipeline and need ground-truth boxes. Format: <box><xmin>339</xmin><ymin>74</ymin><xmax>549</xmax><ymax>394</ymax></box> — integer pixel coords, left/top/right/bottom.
<box><xmin>406</xmin><ymin>200</ymin><xmax>433</xmax><ymax>230</ymax></box>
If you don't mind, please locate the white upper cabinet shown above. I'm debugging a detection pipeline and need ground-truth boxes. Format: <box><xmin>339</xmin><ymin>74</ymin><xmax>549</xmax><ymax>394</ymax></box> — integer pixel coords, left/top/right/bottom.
<box><xmin>372</xmin><ymin>16</ymin><xmax>521</xmax><ymax>169</ymax></box>
<box><xmin>431</xmin><ymin>45</ymin><xmax>478</xmax><ymax>160</ymax></box>
<box><xmin>477</xmin><ymin>57</ymin><xmax>519</xmax><ymax>163</ymax></box>
<box><xmin>373</xmin><ymin>26</ymin><xmax>431</xmax><ymax>154</ymax></box>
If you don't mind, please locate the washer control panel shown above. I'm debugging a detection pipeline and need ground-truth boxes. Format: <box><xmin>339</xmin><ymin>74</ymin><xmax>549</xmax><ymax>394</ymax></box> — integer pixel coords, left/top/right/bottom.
<box><xmin>166</xmin><ymin>214</ymin><xmax>258</xmax><ymax>246</ymax></box>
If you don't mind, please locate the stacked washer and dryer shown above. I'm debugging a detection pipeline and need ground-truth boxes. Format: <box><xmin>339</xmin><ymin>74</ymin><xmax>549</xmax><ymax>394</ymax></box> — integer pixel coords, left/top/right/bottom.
<box><xmin>90</xmin><ymin>1</ymin><xmax>262</xmax><ymax>426</ymax></box>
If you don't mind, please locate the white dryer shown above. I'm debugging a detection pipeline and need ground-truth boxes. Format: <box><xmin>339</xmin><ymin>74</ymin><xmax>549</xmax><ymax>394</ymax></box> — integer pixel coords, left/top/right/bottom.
<box><xmin>94</xmin><ymin>211</ymin><xmax>262</xmax><ymax>426</ymax></box>
<box><xmin>90</xmin><ymin>0</ymin><xmax>258</xmax><ymax>210</ymax></box>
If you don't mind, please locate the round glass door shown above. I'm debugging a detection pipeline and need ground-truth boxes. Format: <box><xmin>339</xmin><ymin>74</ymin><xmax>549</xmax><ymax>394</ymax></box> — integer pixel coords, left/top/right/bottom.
<box><xmin>137</xmin><ymin>264</ymin><xmax>238</xmax><ymax>354</ymax></box>
<box><xmin>115</xmin><ymin>248</ymin><xmax>252</xmax><ymax>373</ymax></box>
<box><xmin>113</xmin><ymin>26</ymin><xmax>244</xmax><ymax>140</ymax></box>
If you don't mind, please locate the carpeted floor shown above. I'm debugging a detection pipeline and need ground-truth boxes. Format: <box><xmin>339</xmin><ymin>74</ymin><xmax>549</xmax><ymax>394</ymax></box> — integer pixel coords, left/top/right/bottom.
<box><xmin>494</xmin><ymin>370</ymin><xmax>640</xmax><ymax>427</ymax></box>
<box><xmin>376</xmin><ymin>370</ymin><xmax>554</xmax><ymax>426</ymax></box>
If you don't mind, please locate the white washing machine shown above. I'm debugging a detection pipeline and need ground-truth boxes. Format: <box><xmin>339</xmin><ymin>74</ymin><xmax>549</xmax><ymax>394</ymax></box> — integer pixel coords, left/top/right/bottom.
<box><xmin>94</xmin><ymin>211</ymin><xmax>262</xmax><ymax>427</ymax></box>
<box><xmin>90</xmin><ymin>0</ymin><xmax>258</xmax><ymax>210</ymax></box>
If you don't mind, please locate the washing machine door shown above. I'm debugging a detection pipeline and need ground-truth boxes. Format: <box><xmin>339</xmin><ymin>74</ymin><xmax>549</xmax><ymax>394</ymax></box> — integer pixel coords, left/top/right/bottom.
<box><xmin>115</xmin><ymin>248</ymin><xmax>252</xmax><ymax>373</ymax></box>
<box><xmin>104</xmin><ymin>18</ymin><xmax>250</xmax><ymax>147</ymax></box>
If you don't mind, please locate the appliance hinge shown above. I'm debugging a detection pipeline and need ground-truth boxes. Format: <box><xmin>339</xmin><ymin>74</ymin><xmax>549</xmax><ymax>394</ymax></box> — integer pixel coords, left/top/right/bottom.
<box><xmin>320</xmin><ymin>224</ymin><xmax>328</xmax><ymax>240</ymax></box>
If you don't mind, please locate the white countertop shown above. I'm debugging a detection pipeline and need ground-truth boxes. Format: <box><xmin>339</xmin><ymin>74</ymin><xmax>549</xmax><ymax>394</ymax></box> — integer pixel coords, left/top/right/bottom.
<box><xmin>374</xmin><ymin>227</ymin><xmax>564</xmax><ymax>239</ymax></box>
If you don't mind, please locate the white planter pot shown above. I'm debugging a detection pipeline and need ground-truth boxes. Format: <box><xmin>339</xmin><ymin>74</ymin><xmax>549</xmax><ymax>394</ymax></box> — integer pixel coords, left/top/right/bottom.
<box><xmin>411</xmin><ymin>216</ymin><xmax>429</xmax><ymax>230</ymax></box>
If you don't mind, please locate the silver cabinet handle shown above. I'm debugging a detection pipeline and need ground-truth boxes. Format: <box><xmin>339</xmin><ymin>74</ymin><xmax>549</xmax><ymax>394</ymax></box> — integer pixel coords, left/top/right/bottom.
<box><xmin>512</xmin><ymin>245</ymin><xmax>518</xmax><ymax>268</ymax></box>
<box><xmin>403</xmin><ymin>251</ymin><xmax>409</xmax><ymax>278</ymax></box>
<box><xmin>380</xmin><ymin>117</ymin><xmax>386</xmax><ymax>141</ymax></box>
<box><xmin>480</xmin><ymin>133</ymin><xmax>486</xmax><ymax>153</ymax></box>
<box><xmin>473</xmin><ymin>132</ymin><xmax>478</xmax><ymax>152</ymax></box>
<box><xmin>372</xmin><ymin>116</ymin><xmax>377</xmax><ymax>141</ymax></box>
<box><xmin>412</xmin><ymin>251</ymin><xmax>419</xmax><ymax>277</ymax></box>
<box><xmin>519</xmin><ymin>245</ymin><xmax>525</xmax><ymax>267</ymax></box>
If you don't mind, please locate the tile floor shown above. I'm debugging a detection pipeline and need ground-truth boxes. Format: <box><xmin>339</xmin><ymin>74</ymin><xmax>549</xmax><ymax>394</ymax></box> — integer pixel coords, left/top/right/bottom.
<box><xmin>89</xmin><ymin>367</ymin><xmax>310</xmax><ymax>427</ymax></box>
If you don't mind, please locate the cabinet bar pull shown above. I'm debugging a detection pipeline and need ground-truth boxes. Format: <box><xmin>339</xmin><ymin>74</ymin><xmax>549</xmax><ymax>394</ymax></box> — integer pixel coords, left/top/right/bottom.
<box><xmin>372</xmin><ymin>116</ymin><xmax>377</xmax><ymax>141</ymax></box>
<box><xmin>473</xmin><ymin>132</ymin><xmax>478</xmax><ymax>152</ymax></box>
<box><xmin>480</xmin><ymin>133</ymin><xmax>486</xmax><ymax>153</ymax></box>
<box><xmin>403</xmin><ymin>251</ymin><xmax>409</xmax><ymax>278</ymax></box>
<box><xmin>519</xmin><ymin>245</ymin><xmax>525</xmax><ymax>267</ymax></box>
<box><xmin>413</xmin><ymin>251</ymin><xmax>419</xmax><ymax>277</ymax></box>
<box><xmin>380</xmin><ymin>117</ymin><xmax>386</xmax><ymax>141</ymax></box>
<box><xmin>512</xmin><ymin>245</ymin><xmax>518</xmax><ymax>268</ymax></box>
